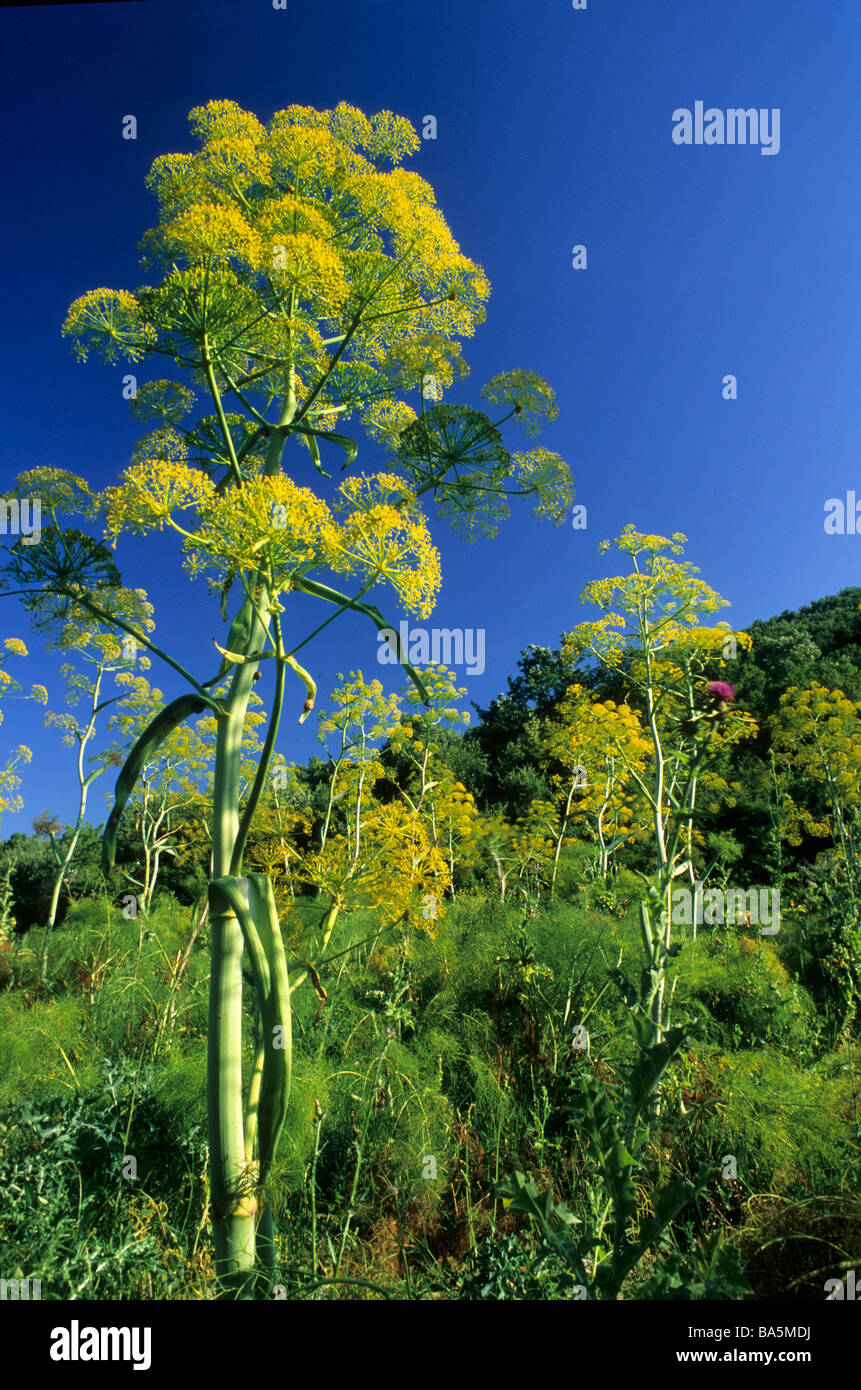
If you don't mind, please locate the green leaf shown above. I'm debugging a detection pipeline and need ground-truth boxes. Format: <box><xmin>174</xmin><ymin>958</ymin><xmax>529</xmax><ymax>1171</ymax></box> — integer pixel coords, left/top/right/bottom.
<box><xmin>296</xmin><ymin>429</ymin><xmax>332</xmax><ymax>480</ymax></box>
<box><xmin>615</xmin><ymin>1164</ymin><xmax>719</xmax><ymax>1291</ymax></box>
<box><xmin>572</xmin><ymin>1076</ymin><xmax>638</xmax><ymax>1223</ymax></box>
<box><xmin>609</xmin><ymin>966</ymin><xmax>638</xmax><ymax>1011</ymax></box>
<box><xmin>292</xmin><ymin>575</ymin><xmax>429</xmax><ymax>702</ymax></box>
<box><xmin>496</xmin><ymin>1171</ymin><xmax>586</xmax><ymax>1284</ymax></box>
<box><xmin>625</xmin><ymin>1024</ymin><xmax>695</xmax><ymax>1123</ymax></box>
<box><xmin>214</xmin><ymin>590</ymin><xmax>258</xmax><ymax>681</ymax></box>
<box><xmin>291</xmin><ymin>423</ymin><xmax>357</xmax><ymax>472</ymax></box>
<box><xmin>102</xmin><ymin>691</ymin><xmax>225</xmax><ymax>872</ymax></box>
<box><xmin>285</xmin><ymin>654</ymin><xmax>316</xmax><ymax>724</ymax></box>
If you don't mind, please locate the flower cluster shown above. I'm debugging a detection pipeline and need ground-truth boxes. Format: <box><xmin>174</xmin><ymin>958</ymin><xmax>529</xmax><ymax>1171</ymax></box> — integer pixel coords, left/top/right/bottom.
<box><xmin>186</xmin><ymin>474</ymin><xmax>341</xmax><ymax>590</ymax></box>
<box><xmin>15</xmin><ymin>468</ymin><xmax>96</xmax><ymax>519</ymax></box>
<box><xmin>61</xmin><ymin>289</ymin><xmax>156</xmax><ymax>364</ymax></box>
<box><xmin>707</xmin><ymin>681</ymin><xmax>736</xmax><ymax>704</ymax></box>
<box><xmin>334</xmin><ymin>474</ymin><xmax>441</xmax><ymax>619</ymax></box>
<box><xmin>480</xmin><ymin>370</ymin><xmax>559</xmax><ymax>438</ymax></box>
<box><xmin>103</xmin><ymin>450</ymin><xmax>216</xmax><ymax>541</ymax></box>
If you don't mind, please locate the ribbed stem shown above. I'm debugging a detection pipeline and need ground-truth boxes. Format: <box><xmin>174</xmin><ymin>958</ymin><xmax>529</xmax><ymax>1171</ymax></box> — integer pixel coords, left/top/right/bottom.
<box><xmin>208</xmin><ymin>600</ymin><xmax>267</xmax><ymax>1299</ymax></box>
<box><xmin>207</xmin><ymin>886</ymin><xmax>257</xmax><ymax>1297</ymax></box>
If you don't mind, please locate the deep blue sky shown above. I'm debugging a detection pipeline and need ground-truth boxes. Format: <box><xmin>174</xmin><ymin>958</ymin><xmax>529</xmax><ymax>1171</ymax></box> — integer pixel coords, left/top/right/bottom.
<box><xmin>2</xmin><ymin>0</ymin><xmax>860</xmax><ymax>834</ymax></box>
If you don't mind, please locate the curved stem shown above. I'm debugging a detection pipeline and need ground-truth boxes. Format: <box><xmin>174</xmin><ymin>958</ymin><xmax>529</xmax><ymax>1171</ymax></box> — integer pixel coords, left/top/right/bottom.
<box><xmin>231</xmin><ymin>634</ymin><xmax>287</xmax><ymax>878</ymax></box>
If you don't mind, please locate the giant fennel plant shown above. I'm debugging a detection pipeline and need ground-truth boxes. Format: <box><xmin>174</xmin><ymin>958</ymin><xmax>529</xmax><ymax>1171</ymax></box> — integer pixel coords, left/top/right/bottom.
<box><xmin>0</xmin><ymin>99</ymin><xmax>572</xmax><ymax>1296</ymax></box>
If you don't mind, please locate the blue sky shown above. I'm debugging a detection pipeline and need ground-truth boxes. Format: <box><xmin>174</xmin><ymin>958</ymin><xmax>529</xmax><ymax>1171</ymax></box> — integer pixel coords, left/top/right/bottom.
<box><xmin>2</xmin><ymin>0</ymin><xmax>860</xmax><ymax>834</ymax></box>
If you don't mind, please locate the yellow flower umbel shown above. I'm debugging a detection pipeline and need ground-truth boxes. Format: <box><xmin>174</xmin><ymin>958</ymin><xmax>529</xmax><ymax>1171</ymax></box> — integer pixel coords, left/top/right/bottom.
<box><xmin>334</xmin><ymin>474</ymin><xmax>440</xmax><ymax>619</ymax></box>
<box><xmin>103</xmin><ymin>443</ymin><xmax>217</xmax><ymax>542</ymax></box>
<box><xmin>186</xmin><ymin>475</ymin><xmax>341</xmax><ymax>593</ymax></box>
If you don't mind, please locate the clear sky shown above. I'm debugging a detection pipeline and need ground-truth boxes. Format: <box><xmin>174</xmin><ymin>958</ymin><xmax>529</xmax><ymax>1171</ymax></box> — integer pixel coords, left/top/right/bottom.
<box><xmin>2</xmin><ymin>0</ymin><xmax>860</xmax><ymax>834</ymax></box>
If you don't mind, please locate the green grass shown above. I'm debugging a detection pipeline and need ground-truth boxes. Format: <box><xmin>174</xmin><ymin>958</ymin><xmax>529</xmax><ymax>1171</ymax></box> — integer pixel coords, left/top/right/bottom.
<box><xmin>0</xmin><ymin>884</ymin><xmax>858</xmax><ymax>1299</ymax></box>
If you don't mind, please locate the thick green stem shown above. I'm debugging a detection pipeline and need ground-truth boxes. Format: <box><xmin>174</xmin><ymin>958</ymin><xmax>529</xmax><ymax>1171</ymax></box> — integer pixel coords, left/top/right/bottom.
<box><xmin>207</xmin><ymin>884</ymin><xmax>257</xmax><ymax>1297</ymax></box>
<box><xmin>231</xmin><ymin>643</ymin><xmax>286</xmax><ymax>878</ymax></box>
<box><xmin>244</xmin><ymin>1040</ymin><xmax>265</xmax><ymax>1166</ymax></box>
<box><xmin>207</xmin><ymin>598</ymin><xmax>267</xmax><ymax>1298</ymax></box>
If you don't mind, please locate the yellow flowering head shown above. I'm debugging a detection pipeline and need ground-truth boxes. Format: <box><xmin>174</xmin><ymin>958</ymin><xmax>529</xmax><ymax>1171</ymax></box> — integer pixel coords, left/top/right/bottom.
<box><xmin>62</xmin><ymin>288</ymin><xmax>156</xmax><ymax>364</ymax></box>
<box><xmin>15</xmin><ymin>469</ymin><xmax>96</xmax><ymax>519</ymax></box>
<box><xmin>480</xmin><ymin>370</ymin><xmax>559</xmax><ymax>438</ymax></box>
<box><xmin>130</xmin><ymin>380</ymin><xmax>197</xmax><ymax>426</ymax></box>
<box><xmin>263</xmin><ymin>232</ymin><xmax>349</xmax><ymax>317</ymax></box>
<box><xmin>102</xmin><ymin>434</ymin><xmax>216</xmax><ymax>541</ymax></box>
<box><xmin>141</xmin><ymin>201</ymin><xmax>262</xmax><ymax>274</ymax></box>
<box><xmin>186</xmin><ymin>474</ymin><xmax>340</xmax><ymax>591</ymax></box>
<box><xmin>327</xmin><ymin>103</ymin><xmax>421</xmax><ymax>165</ymax></box>
<box><xmin>362</xmin><ymin>399</ymin><xmax>418</xmax><ymax>450</ymax></box>
<box><xmin>510</xmin><ymin>449</ymin><xmax>573</xmax><ymax>524</ymax></box>
<box><xmin>334</xmin><ymin>474</ymin><xmax>440</xmax><ymax>618</ymax></box>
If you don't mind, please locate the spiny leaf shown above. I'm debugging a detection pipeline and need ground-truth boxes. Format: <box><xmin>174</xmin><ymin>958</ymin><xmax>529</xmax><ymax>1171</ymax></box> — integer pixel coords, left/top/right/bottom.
<box><xmin>614</xmin><ymin>1165</ymin><xmax>719</xmax><ymax>1290</ymax></box>
<box><xmin>496</xmin><ymin>1171</ymin><xmax>587</xmax><ymax>1284</ymax></box>
<box><xmin>570</xmin><ymin>1075</ymin><xmax>638</xmax><ymax>1222</ymax></box>
<box><xmin>626</xmin><ymin>1023</ymin><xmax>698</xmax><ymax>1123</ymax></box>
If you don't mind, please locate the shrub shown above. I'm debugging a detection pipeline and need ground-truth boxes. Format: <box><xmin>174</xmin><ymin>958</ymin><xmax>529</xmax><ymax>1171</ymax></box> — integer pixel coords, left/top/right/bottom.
<box><xmin>674</xmin><ymin>931</ymin><xmax>817</xmax><ymax>1052</ymax></box>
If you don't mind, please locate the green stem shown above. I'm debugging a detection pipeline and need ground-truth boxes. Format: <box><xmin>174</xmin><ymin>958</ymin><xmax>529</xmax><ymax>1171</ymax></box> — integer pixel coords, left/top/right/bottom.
<box><xmin>71</xmin><ymin>593</ymin><xmax>221</xmax><ymax>706</ymax></box>
<box><xmin>207</xmin><ymin>591</ymin><xmax>268</xmax><ymax>1298</ymax></box>
<box><xmin>203</xmin><ymin>336</ymin><xmax>242</xmax><ymax>484</ymax></box>
<box><xmin>310</xmin><ymin>1103</ymin><xmax>324</xmax><ymax>1287</ymax></box>
<box><xmin>231</xmin><ymin>636</ymin><xmax>287</xmax><ymax>878</ymax></box>
<box><xmin>41</xmin><ymin>667</ymin><xmax>107</xmax><ymax>983</ymax></box>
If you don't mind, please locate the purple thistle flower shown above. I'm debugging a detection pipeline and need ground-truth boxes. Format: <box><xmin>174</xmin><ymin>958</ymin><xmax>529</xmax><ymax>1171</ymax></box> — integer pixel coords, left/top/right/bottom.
<box><xmin>707</xmin><ymin>681</ymin><xmax>736</xmax><ymax>703</ymax></box>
